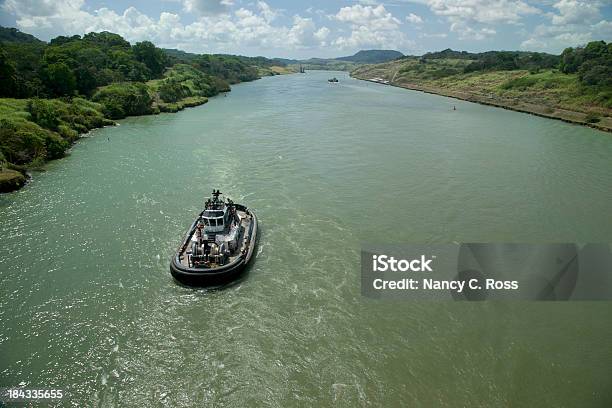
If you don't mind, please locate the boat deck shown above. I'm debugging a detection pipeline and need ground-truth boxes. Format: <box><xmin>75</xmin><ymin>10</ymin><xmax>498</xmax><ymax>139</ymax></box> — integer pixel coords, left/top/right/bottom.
<box><xmin>178</xmin><ymin>209</ymin><xmax>252</xmax><ymax>268</ymax></box>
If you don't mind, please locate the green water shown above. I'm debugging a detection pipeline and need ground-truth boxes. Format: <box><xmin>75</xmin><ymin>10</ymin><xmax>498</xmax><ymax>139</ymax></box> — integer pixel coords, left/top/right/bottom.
<box><xmin>1</xmin><ymin>71</ymin><xmax>612</xmax><ymax>407</ymax></box>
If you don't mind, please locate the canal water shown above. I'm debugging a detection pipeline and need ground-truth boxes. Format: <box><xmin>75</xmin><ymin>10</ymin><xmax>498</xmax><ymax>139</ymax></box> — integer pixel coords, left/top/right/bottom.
<box><xmin>1</xmin><ymin>71</ymin><xmax>611</xmax><ymax>406</ymax></box>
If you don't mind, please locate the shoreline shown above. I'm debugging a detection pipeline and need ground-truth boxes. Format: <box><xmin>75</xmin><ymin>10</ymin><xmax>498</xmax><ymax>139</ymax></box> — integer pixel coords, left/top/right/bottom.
<box><xmin>0</xmin><ymin>95</ymin><xmax>211</xmax><ymax>194</ymax></box>
<box><xmin>352</xmin><ymin>75</ymin><xmax>612</xmax><ymax>133</ymax></box>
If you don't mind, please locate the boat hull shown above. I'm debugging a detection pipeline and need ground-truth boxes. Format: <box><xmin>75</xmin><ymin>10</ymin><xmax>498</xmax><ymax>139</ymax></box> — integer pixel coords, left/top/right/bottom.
<box><xmin>170</xmin><ymin>205</ymin><xmax>258</xmax><ymax>287</ymax></box>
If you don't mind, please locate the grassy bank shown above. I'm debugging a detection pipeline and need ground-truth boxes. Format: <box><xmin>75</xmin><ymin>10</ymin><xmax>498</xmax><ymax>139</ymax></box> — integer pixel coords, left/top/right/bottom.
<box><xmin>0</xmin><ymin>97</ymin><xmax>115</xmax><ymax>192</ymax></box>
<box><xmin>351</xmin><ymin>45</ymin><xmax>611</xmax><ymax>132</ymax></box>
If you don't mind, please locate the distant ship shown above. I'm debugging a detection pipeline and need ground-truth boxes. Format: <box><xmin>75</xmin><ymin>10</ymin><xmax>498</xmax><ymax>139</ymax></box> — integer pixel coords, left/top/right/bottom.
<box><xmin>299</xmin><ymin>64</ymin><xmax>305</xmax><ymax>73</ymax></box>
<box><xmin>328</xmin><ymin>77</ymin><xmax>339</xmax><ymax>83</ymax></box>
<box><xmin>170</xmin><ymin>190</ymin><xmax>258</xmax><ymax>286</ymax></box>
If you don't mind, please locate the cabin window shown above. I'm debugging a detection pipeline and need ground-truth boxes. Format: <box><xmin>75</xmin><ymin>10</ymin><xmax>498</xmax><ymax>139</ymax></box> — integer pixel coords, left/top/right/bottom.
<box><xmin>217</xmin><ymin>217</ymin><xmax>224</xmax><ymax>226</ymax></box>
<box><xmin>210</xmin><ymin>219</ymin><xmax>217</xmax><ymax>227</ymax></box>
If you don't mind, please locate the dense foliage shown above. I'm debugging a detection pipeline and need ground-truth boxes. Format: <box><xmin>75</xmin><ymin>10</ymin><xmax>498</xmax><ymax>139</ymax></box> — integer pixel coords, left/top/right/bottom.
<box><xmin>0</xmin><ymin>31</ymin><xmax>168</xmax><ymax>98</ymax></box>
<box><xmin>560</xmin><ymin>41</ymin><xmax>611</xmax><ymax>87</ymax></box>
<box><xmin>0</xmin><ymin>27</ymin><xmax>266</xmax><ymax>100</ymax></box>
<box><xmin>91</xmin><ymin>82</ymin><xmax>153</xmax><ymax>119</ymax></box>
<box><xmin>463</xmin><ymin>51</ymin><xmax>560</xmax><ymax>73</ymax></box>
<box><xmin>165</xmin><ymin>48</ymin><xmax>282</xmax><ymax>81</ymax></box>
<box><xmin>191</xmin><ymin>55</ymin><xmax>259</xmax><ymax>83</ymax></box>
<box><xmin>155</xmin><ymin>64</ymin><xmax>230</xmax><ymax>99</ymax></box>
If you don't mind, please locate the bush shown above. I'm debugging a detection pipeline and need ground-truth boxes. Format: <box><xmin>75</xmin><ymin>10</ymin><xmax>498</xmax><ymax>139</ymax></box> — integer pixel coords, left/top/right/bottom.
<box><xmin>92</xmin><ymin>82</ymin><xmax>153</xmax><ymax>119</ymax></box>
<box><xmin>44</xmin><ymin>131</ymin><xmax>69</xmax><ymax>159</ymax></box>
<box><xmin>58</xmin><ymin>124</ymin><xmax>78</xmax><ymax>140</ymax></box>
<box><xmin>0</xmin><ymin>119</ymin><xmax>47</xmax><ymax>164</ymax></box>
<box><xmin>27</xmin><ymin>98</ymin><xmax>62</xmax><ymax>130</ymax></box>
<box><xmin>159</xmin><ymin>79</ymin><xmax>191</xmax><ymax>102</ymax></box>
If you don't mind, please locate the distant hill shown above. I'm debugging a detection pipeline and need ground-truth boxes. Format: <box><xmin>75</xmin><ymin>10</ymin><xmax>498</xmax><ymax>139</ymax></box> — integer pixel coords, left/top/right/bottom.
<box><xmin>337</xmin><ymin>50</ymin><xmax>403</xmax><ymax>63</ymax></box>
<box><xmin>0</xmin><ymin>26</ymin><xmax>44</xmax><ymax>44</ymax></box>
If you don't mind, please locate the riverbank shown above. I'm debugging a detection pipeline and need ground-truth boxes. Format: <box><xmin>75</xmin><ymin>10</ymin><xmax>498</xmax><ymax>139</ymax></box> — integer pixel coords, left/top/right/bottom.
<box><xmin>0</xmin><ymin>90</ymin><xmax>210</xmax><ymax>193</ymax></box>
<box><xmin>351</xmin><ymin>46</ymin><xmax>611</xmax><ymax>133</ymax></box>
<box><xmin>353</xmin><ymin>74</ymin><xmax>612</xmax><ymax>133</ymax></box>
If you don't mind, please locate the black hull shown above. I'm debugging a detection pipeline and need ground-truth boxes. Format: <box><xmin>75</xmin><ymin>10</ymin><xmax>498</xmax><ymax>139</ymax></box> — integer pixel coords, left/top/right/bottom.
<box><xmin>170</xmin><ymin>205</ymin><xmax>258</xmax><ymax>287</ymax></box>
<box><xmin>170</xmin><ymin>258</ymin><xmax>249</xmax><ymax>286</ymax></box>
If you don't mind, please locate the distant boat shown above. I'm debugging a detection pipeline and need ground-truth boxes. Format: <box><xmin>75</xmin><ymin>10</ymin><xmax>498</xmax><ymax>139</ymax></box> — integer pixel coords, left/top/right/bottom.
<box><xmin>328</xmin><ymin>77</ymin><xmax>339</xmax><ymax>83</ymax></box>
<box><xmin>299</xmin><ymin>64</ymin><xmax>305</xmax><ymax>73</ymax></box>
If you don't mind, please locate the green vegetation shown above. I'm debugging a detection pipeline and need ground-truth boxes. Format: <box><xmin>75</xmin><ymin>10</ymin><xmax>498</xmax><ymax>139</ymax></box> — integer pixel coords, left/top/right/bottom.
<box><xmin>352</xmin><ymin>42</ymin><xmax>612</xmax><ymax>124</ymax></box>
<box><xmin>560</xmin><ymin>41</ymin><xmax>611</xmax><ymax>88</ymax></box>
<box><xmin>165</xmin><ymin>49</ymin><xmax>285</xmax><ymax>82</ymax></box>
<box><xmin>0</xmin><ymin>26</ymin><xmax>281</xmax><ymax>191</ymax></box>
<box><xmin>0</xmin><ymin>97</ymin><xmax>113</xmax><ymax>191</ymax></box>
<box><xmin>91</xmin><ymin>82</ymin><xmax>153</xmax><ymax>119</ymax></box>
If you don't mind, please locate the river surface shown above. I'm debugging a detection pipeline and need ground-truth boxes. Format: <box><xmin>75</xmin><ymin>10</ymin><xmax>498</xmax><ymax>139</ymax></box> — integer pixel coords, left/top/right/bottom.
<box><xmin>1</xmin><ymin>71</ymin><xmax>612</xmax><ymax>407</ymax></box>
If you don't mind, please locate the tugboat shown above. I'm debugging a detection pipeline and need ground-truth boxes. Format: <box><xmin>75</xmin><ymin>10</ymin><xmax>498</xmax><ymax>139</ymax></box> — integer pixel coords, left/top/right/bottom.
<box><xmin>328</xmin><ymin>77</ymin><xmax>339</xmax><ymax>83</ymax></box>
<box><xmin>170</xmin><ymin>190</ymin><xmax>258</xmax><ymax>286</ymax></box>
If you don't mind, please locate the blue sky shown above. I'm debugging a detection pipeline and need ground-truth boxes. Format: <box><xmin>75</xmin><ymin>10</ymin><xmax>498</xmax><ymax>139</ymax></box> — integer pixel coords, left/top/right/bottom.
<box><xmin>1</xmin><ymin>0</ymin><xmax>611</xmax><ymax>58</ymax></box>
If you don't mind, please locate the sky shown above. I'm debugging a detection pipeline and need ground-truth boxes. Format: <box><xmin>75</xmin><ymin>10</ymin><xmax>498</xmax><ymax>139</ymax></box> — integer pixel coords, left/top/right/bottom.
<box><xmin>1</xmin><ymin>0</ymin><xmax>611</xmax><ymax>58</ymax></box>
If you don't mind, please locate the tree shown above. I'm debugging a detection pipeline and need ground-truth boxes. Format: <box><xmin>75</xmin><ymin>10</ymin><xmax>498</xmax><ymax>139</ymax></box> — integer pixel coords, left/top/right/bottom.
<box><xmin>133</xmin><ymin>41</ymin><xmax>166</xmax><ymax>78</ymax></box>
<box><xmin>0</xmin><ymin>47</ymin><xmax>18</xmax><ymax>96</ymax></box>
<box><xmin>42</xmin><ymin>62</ymin><xmax>77</xmax><ymax>96</ymax></box>
<box><xmin>27</xmin><ymin>99</ymin><xmax>61</xmax><ymax>130</ymax></box>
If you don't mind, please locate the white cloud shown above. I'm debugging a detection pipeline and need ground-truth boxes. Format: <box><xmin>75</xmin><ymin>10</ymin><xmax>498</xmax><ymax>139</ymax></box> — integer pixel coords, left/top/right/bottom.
<box><xmin>520</xmin><ymin>1</ymin><xmax>610</xmax><ymax>52</ymax></box>
<box><xmin>314</xmin><ymin>27</ymin><xmax>331</xmax><ymax>43</ymax></box>
<box><xmin>335</xmin><ymin>4</ymin><xmax>401</xmax><ymax>30</ymax></box>
<box><xmin>427</xmin><ymin>0</ymin><xmax>540</xmax><ymax>24</ymax></box>
<box><xmin>2</xmin><ymin>0</ymin><xmax>72</xmax><ymax>18</ymax></box>
<box><xmin>520</xmin><ymin>37</ymin><xmax>547</xmax><ymax>49</ymax></box>
<box><xmin>332</xmin><ymin>4</ymin><xmax>414</xmax><ymax>50</ymax></box>
<box><xmin>182</xmin><ymin>0</ymin><xmax>233</xmax><ymax>15</ymax></box>
<box><xmin>450</xmin><ymin>23</ymin><xmax>496</xmax><ymax>40</ymax></box>
<box><xmin>256</xmin><ymin>1</ymin><xmax>277</xmax><ymax>22</ymax></box>
<box><xmin>422</xmin><ymin>0</ymin><xmax>540</xmax><ymax>41</ymax></box>
<box><xmin>550</xmin><ymin>0</ymin><xmax>601</xmax><ymax>25</ymax></box>
<box><xmin>419</xmin><ymin>32</ymin><xmax>448</xmax><ymax>38</ymax></box>
<box><xmin>1</xmin><ymin>0</ymin><xmax>332</xmax><ymax>54</ymax></box>
<box><xmin>287</xmin><ymin>16</ymin><xmax>329</xmax><ymax>47</ymax></box>
<box><xmin>406</xmin><ymin>13</ymin><xmax>424</xmax><ymax>24</ymax></box>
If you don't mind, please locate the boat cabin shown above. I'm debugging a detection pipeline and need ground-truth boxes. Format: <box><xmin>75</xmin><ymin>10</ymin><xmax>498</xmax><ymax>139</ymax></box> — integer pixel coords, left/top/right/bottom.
<box><xmin>201</xmin><ymin>207</ymin><xmax>229</xmax><ymax>233</ymax></box>
<box><xmin>200</xmin><ymin>190</ymin><xmax>234</xmax><ymax>234</ymax></box>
